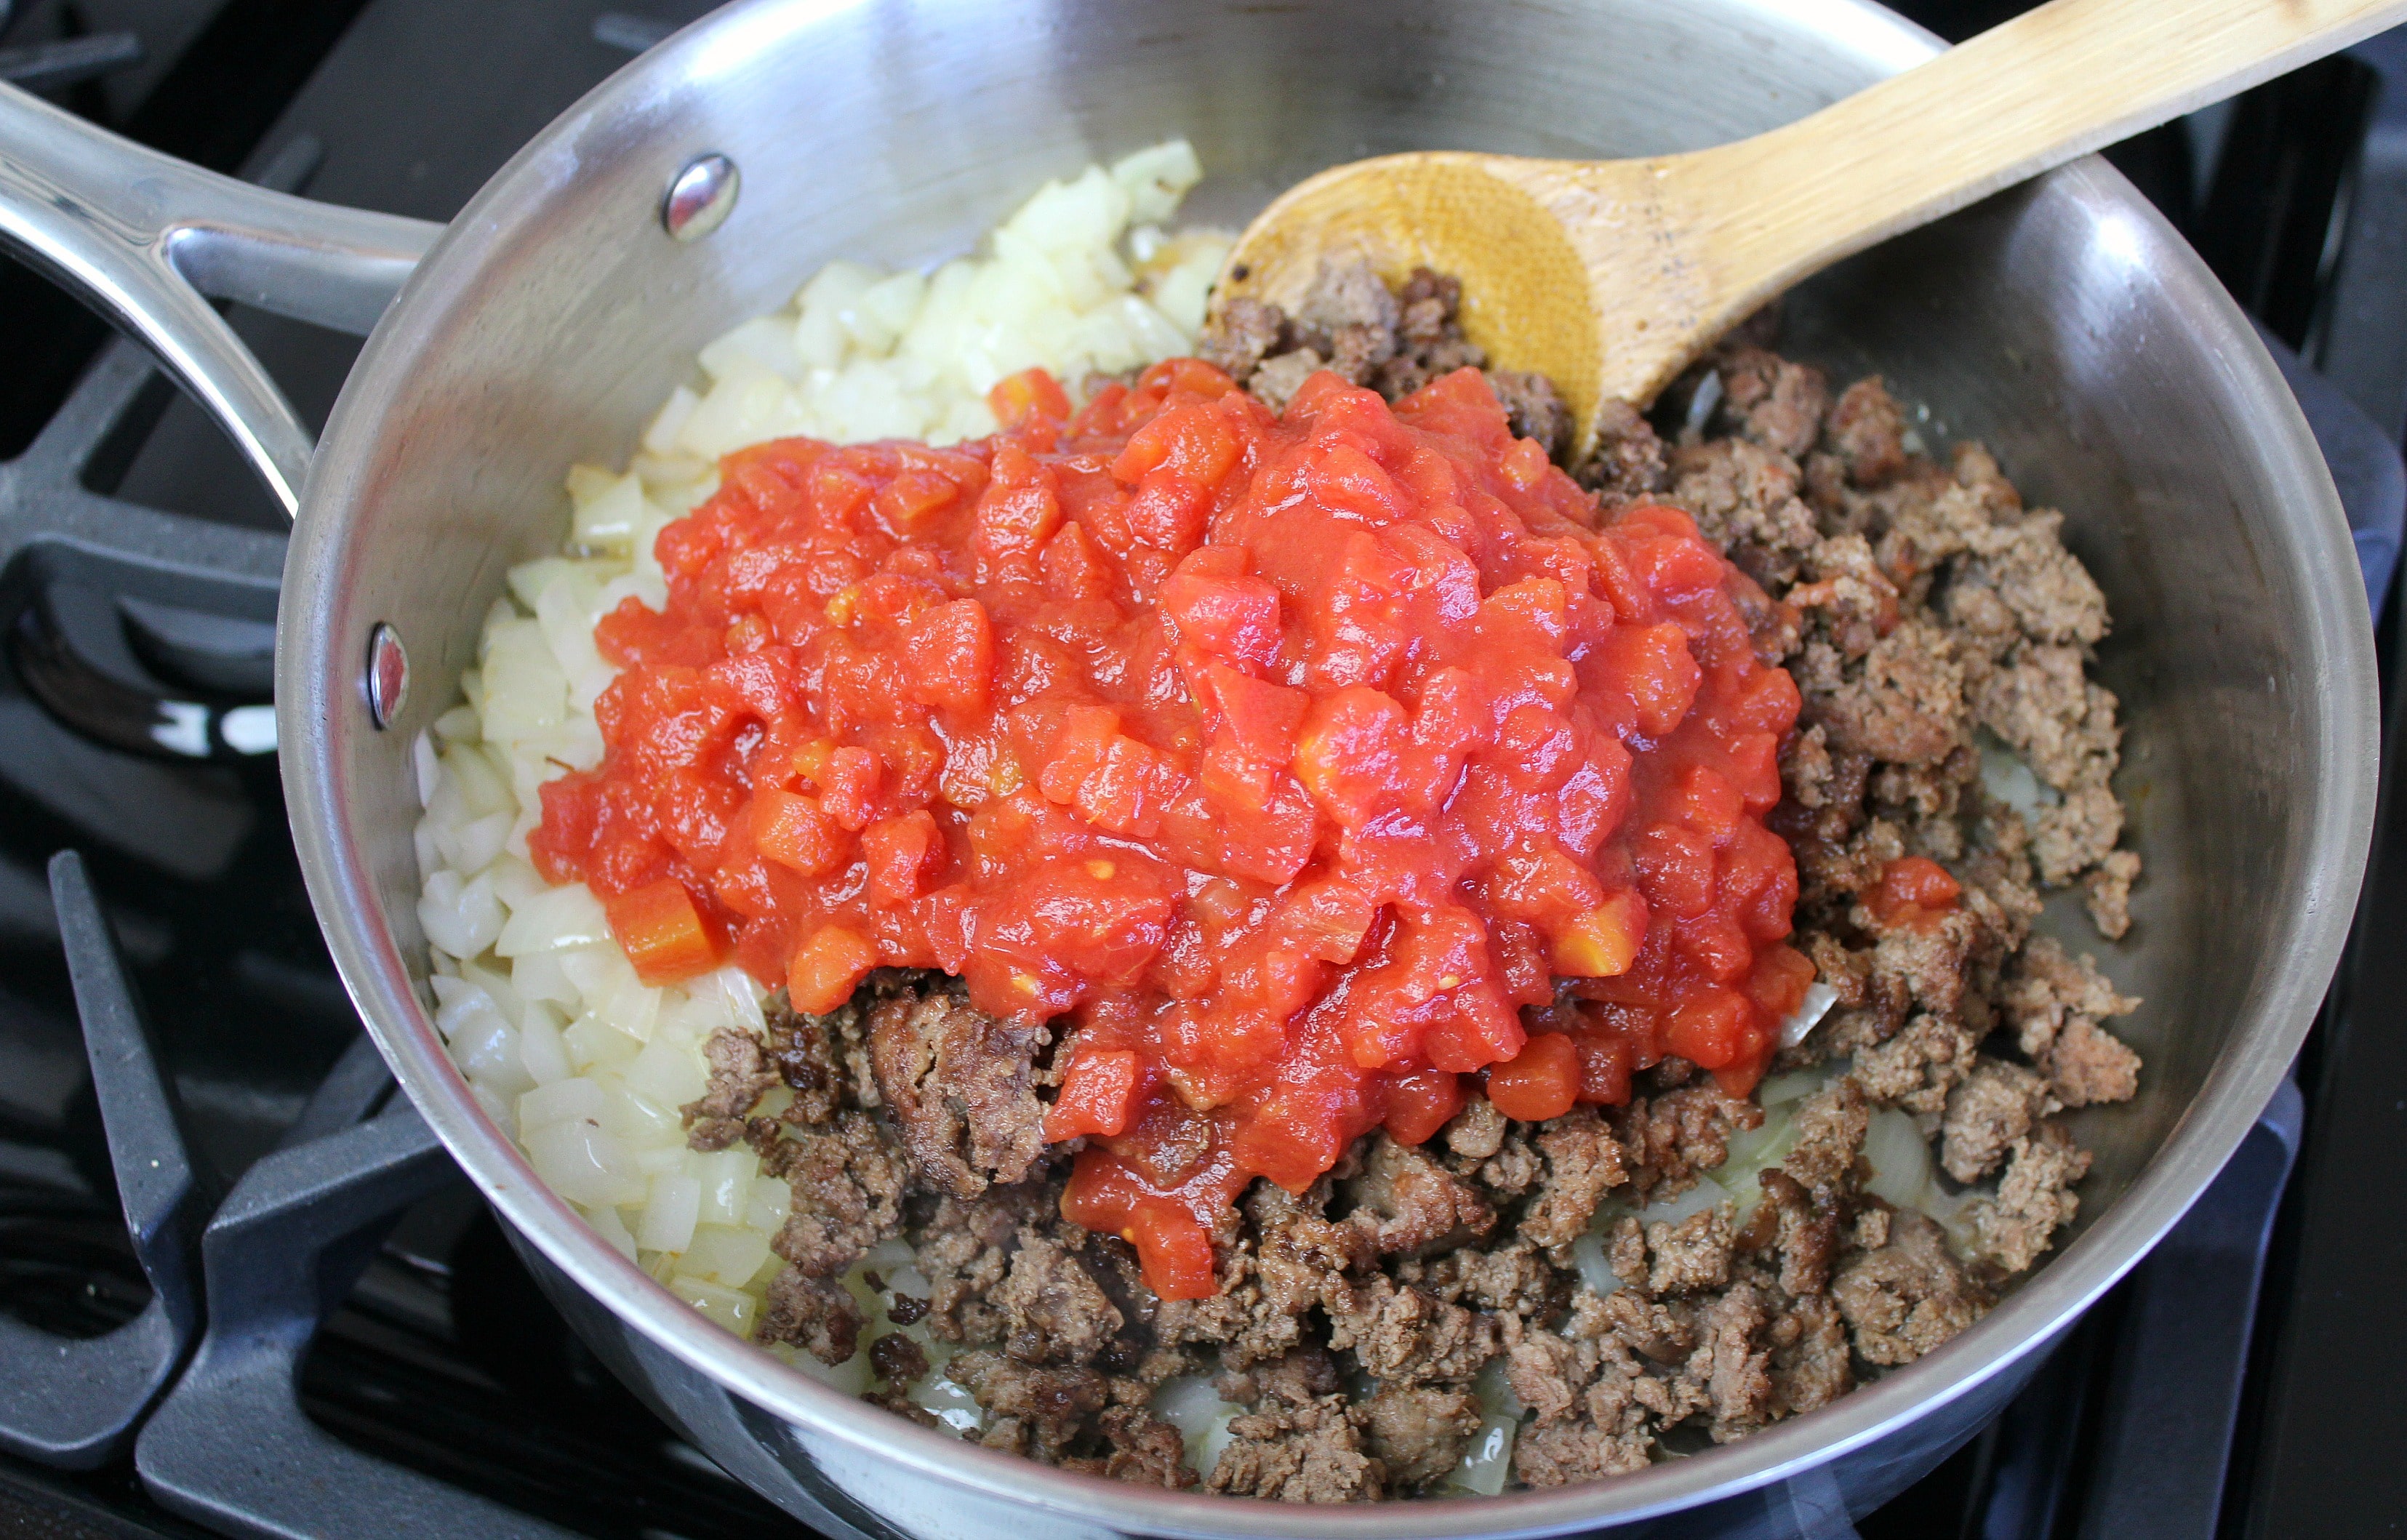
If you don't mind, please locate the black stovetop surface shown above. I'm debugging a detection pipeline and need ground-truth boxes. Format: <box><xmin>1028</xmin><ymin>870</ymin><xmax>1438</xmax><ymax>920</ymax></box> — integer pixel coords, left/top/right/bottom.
<box><xmin>1</xmin><ymin>1</ymin><xmax>2403</xmax><ymax>1536</ymax></box>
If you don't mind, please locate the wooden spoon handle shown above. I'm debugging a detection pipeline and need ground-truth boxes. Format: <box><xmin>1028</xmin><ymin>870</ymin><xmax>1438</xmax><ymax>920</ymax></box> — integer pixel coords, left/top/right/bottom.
<box><xmin>1691</xmin><ymin>0</ymin><xmax>2407</xmax><ymax>321</ymax></box>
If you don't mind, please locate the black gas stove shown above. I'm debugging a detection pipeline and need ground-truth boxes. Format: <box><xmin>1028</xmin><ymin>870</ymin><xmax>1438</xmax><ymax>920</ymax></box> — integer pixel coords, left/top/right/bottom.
<box><xmin>0</xmin><ymin>2</ymin><xmax>2400</xmax><ymax>1537</ymax></box>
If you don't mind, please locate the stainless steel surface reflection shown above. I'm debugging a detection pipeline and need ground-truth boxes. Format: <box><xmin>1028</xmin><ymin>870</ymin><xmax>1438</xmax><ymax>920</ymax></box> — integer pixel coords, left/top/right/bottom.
<box><xmin>0</xmin><ymin>0</ymin><xmax>2377</xmax><ymax>1533</ymax></box>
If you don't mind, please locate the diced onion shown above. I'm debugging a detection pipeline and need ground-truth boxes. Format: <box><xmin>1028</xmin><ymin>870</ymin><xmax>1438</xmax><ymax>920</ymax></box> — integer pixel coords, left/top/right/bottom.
<box><xmin>1569</xmin><ymin>1229</ymin><xmax>1623</xmax><ymax>1296</ymax></box>
<box><xmin>624</xmin><ymin>1036</ymin><xmax>708</xmax><ymax>1107</ymax></box>
<box><xmin>1779</xmin><ymin>981</ymin><xmax>1841</xmax><ymax>1048</ymax></box>
<box><xmin>1862</xmin><ymin>1107</ymin><xmax>1937</xmax><ymax>1212</ymax></box>
<box><xmin>598</xmin><ymin>1078</ymin><xmax>681</xmax><ymax>1145</ymax></box>
<box><xmin>417</xmin><ymin>867</ymin><xmax>503</xmax><ymax>960</ymax></box>
<box><xmin>518</xmin><ymin>1008</ymin><xmax>573</xmax><ymax>1087</ymax></box>
<box><xmin>1979</xmin><ymin>730</ymin><xmax>2060</xmax><ymax>815</ymax></box>
<box><xmin>695</xmin><ymin>1147</ymin><xmax>759</xmax><ymax>1226</ymax></box>
<box><xmin>1450</xmin><ymin>1413</ymin><xmax>1517</xmax><ymax>1496</ymax></box>
<box><xmin>495</xmin><ymin>882</ymin><xmax>612</xmax><ymax>957</ymax></box>
<box><xmin>518</xmin><ymin>1076</ymin><xmax>605</xmax><ymax>1133</ymax></box>
<box><xmin>448</xmin><ymin>1011</ymin><xmax>530</xmax><ymax>1102</ymax></box>
<box><xmin>1152</xmin><ymin>1373</ymin><xmax>1245</xmax><ymax>1477</ymax></box>
<box><xmin>523</xmin><ymin>1116</ymin><xmax>642</xmax><ymax>1206</ymax></box>
<box><xmin>412</xmin><ymin>730</ymin><xmax>440</xmax><ymax>809</ymax></box>
<box><xmin>1636</xmin><ymin>1174</ymin><xmax>1732</xmax><ymax>1228</ymax></box>
<box><xmin>746</xmin><ymin>1175</ymin><xmax>793</xmax><ymax>1233</ymax></box>
<box><xmin>582</xmin><ymin>1200</ymin><xmax>638</xmax><ymax>1261</ymax></box>
<box><xmin>671</xmin><ymin>1277</ymin><xmax>758</xmax><ymax>1338</ymax></box>
<box><xmin>677</xmin><ymin>1223</ymin><xmax>770</xmax><ymax>1286</ymax></box>
<box><xmin>638</xmin><ymin>1173</ymin><xmax>702</xmax><ymax>1253</ymax></box>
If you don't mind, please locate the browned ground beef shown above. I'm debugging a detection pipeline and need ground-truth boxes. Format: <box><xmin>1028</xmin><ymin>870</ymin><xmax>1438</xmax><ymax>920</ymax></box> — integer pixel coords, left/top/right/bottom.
<box><xmin>676</xmin><ymin>265</ymin><xmax>2147</xmax><ymax>1499</ymax></box>
<box><xmin>866</xmin><ymin>975</ymin><xmax>1054</xmax><ymax>1199</ymax></box>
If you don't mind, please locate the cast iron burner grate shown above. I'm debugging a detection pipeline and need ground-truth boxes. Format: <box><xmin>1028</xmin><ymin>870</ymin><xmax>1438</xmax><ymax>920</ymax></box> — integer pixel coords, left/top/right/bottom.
<box><xmin>0</xmin><ymin>1</ymin><xmax>2401</xmax><ymax>1537</ymax></box>
<box><xmin>5</xmin><ymin>851</ymin><xmax>562</xmax><ymax>1536</ymax></box>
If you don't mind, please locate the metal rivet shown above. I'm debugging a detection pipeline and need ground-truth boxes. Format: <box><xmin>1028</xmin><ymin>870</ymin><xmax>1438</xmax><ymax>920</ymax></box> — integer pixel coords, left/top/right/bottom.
<box><xmin>662</xmin><ymin>153</ymin><xmax>740</xmax><ymax>242</ymax></box>
<box><xmin>365</xmin><ymin>623</ymin><xmax>409</xmax><ymax>729</ymax></box>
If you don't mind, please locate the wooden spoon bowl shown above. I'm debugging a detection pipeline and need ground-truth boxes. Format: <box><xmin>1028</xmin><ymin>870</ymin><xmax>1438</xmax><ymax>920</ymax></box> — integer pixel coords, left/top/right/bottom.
<box><xmin>1216</xmin><ymin>0</ymin><xmax>2407</xmax><ymax>458</ymax></box>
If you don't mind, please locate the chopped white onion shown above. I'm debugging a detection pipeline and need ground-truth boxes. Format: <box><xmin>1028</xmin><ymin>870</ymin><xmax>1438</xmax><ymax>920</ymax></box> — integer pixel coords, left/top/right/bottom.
<box><xmin>1569</xmin><ymin>1229</ymin><xmax>1624</xmax><ymax>1296</ymax></box>
<box><xmin>518</xmin><ymin>1008</ymin><xmax>573</xmax><ymax>1087</ymax></box>
<box><xmin>1862</xmin><ymin>1108</ymin><xmax>1937</xmax><ymax>1212</ymax></box>
<box><xmin>1683</xmin><ymin>369</ymin><xmax>1725</xmax><ymax>437</ymax></box>
<box><xmin>1979</xmin><ymin>730</ymin><xmax>2060</xmax><ymax>814</ymax></box>
<box><xmin>1151</xmin><ymin>1374</ymin><xmax>1244</xmax><ymax>1478</ymax></box>
<box><xmin>694</xmin><ymin>1147</ymin><xmax>758</xmax><ymax>1227</ymax></box>
<box><xmin>416</xmin><ymin>867</ymin><xmax>503</xmax><ymax>960</ymax></box>
<box><xmin>623</xmin><ymin>1037</ymin><xmax>708</xmax><ymax>1107</ymax></box>
<box><xmin>412</xmin><ymin>729</ymin><xmax>439</xmax><ymax>809</ymax></box>
<box><xmin>523</xmin><ymin>1115</ymin><xmax>642</xmax><ymax>1206</ymax></box>
<box><xmin>518</xmin><ymin>1076</ymin><xmax>605</xmax><ymax>1133</ymax></box>
<box><xmin>1450</xmin><ymin>1413</ymin><xmax>1518</xmax><ymax>1496</ymax></box>
<box><xmin>1779</xmin><ymin>981</ymin><xmax>1841</xmax><ymax>1048</ymax></box>
<box><xmin>494</xmin><ymin>882</ymin><xmax>612</xmax><ymax>957</ymax></box>
<box><xmin>582</xmin><ymin>1200</ymin><xmax>638</xmax><ymax>1261</ymax></box>
<box><xmin>671</xmin><ymin>1277</ymin><xmax>758</xmax><ymax>1338</ymax></box>
<box><xmin>638</xmin><ymin>1173</ymin><xmax>702</xmax><ymax>1253</ymax></box>
<box><xmin>1636</xmin><ymin>1174</ymin><xmax>1732</xmax><ymax>1228</ymax></box>
<box><xmin>599</xmin><ymin>1078</ymin><xmax>681</xmax><ymax>1147</ymax></box>
<box><xmin>745</xmin><ymin>1176</ymin><xmax>793</xmax><ymax>1233</ymax></box>
<box><xmin>678</xmin><ymin>1224</ymin><xmax>771</xmax><ymax>1288</ymax></box>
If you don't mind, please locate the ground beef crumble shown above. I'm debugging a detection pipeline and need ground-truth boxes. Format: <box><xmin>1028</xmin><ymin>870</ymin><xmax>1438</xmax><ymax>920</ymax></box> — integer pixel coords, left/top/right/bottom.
<box><xmin>658</xmin><ymin>268</ymin><xmax>2150</xmax><ymax>1501</ymax></box>
<box><xmin>867</xmin><ymin>974</ymin><xmax>1053</xmax><ymax>1198</ymax></box>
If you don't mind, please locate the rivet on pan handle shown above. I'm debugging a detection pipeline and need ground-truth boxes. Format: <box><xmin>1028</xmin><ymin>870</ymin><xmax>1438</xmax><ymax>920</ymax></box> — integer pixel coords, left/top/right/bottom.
<box><xmin>663</xmin><ymin>153</ymin><xmax>740</xmax><ymax>242</ymax></box>
<box><xmin>365</xmin><ymin>622</ymin><xmax>410</xmax><ymax>730</ymax></box>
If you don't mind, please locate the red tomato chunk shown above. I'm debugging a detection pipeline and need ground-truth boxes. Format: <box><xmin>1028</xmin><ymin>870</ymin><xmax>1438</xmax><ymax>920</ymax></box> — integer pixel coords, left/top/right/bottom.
<box><xmin>532</xmin><ymin>360</ymin><xmax>1803</xmax><ymax>1297</ymax></box>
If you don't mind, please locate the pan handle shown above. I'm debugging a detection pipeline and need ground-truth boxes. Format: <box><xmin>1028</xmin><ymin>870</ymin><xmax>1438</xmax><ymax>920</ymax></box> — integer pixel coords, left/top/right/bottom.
<box><xmin>0</xmin><ymin>82</ymin><xmax>444</xmax><ymax>518</ymax></box>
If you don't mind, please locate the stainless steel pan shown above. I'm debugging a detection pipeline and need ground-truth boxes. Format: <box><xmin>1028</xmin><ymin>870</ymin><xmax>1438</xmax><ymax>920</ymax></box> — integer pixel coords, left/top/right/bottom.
<box><xmin>0</xmin><ymin>1</ymin><xmax>2378</xmax><ymax>1533</ymax></box>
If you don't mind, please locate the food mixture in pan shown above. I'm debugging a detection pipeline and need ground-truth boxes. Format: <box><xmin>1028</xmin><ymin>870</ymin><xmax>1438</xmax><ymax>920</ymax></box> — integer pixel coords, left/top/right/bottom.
<box><xmin>413</xmin><ymin>142</ymin><xmax>2144</xmax><ymax>1499</ymax></box>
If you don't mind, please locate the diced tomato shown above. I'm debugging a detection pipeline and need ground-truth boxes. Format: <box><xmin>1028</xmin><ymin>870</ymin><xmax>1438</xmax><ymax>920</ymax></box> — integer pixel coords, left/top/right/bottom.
<box><xmin>1865</xmin><ymin>855</ymin><xmax>1963</xmax><ymax>928</ymax></box>
<box><xmin>871</xmin><ymin>468</ymin><xmax>962</xmax><ymax>532</ymax></box>
<box><xmin>972</xmin><ymin>442</ymin><xmax>1062</xmax><ymax>561</ymax></box>
<box><xmin>1158</xmin><ymin>550</ymin><xmax>1282</xmax><ymax>668</ymax></box>
<box><xmin>1743</xmin><ymin>943</ymin><xmax>1817</xmax><ymax>1023</ymax></box>
<box><xmin>1485</xmin><ymin>1032</ymin><xmax>1581</xmax><ymax>1122</ymax></box>
<box><xmin>1551</xmin><ymin>890</ymin><xmax>1648</xmax><ymax>978</ymax></box>
<box><xmin>603</xmin><ymin>878</ymin><xmax>721</xmax><ymax>985</ymax></box>
<box><xmin>788</xmin><ymin>925</ymin><xmax>875</xmax><ymax>1014</ymax></box>
<box><xmin>532</xmin><ymin>363</ymin><xmax>1806</xmax><ymax>1273</ymax></box>
<box><xmin>1634</xmin><ymin>822</ymin><xmax>1717</xmax><ymax>918</ymax></box>
<box><xmin>1725</xmin><ymin>730</ymin><xmax>1783</xmax><ymax>811</ymax></box>
<box><xmin>1310</xmin><ymin>442</ymin><xmax>1413</xmax><ymax>521</ymax></box>
<box><xmin>1294</xmin><ymin>688</ymin><xmax>1411</xmax><ymax>830</ymax></box>
<box><xmin>1665</xmin><ymin>988</ymin><xmax>1753</xmax><ymax>1071</ymax></box>
<box><xmin>901</xmin><ymin>600</ymin><xmax>995</xmax><ymax>713</ymax></box>
<box><xmin>754</xmin><ymin>790</ymin><xmax>844</xmax><ymax>876</ymax></box>
<box><xmin>1595</xmin><ymin>622</ymin><xmax>1702</xmax><ymax>738</ymax></box>
<box><xmin>988</xmin><ymin>367</ymin><xmax>1072</xmax><ymax>430</ymax></box>
<box><xmin>1382</xmin><ymin>1069</ymin><xmax>1465</xmax><ymax>1146</ymax></box>
<box><xmin>1124</xmin><ymin>1200</ymin><xmax>1217</xmax><ymax>1300</ymax></box>
<box><xmin>1044</xmin><ymin>1048</ymin><xmax>1143</xmax><ymax>1141</ymax></box>
<box><xmin>1673</xmin><ymin>763</ymin><xmax>1745</xmax><ymax>841</ymax></box>
<box><xmin>1499</xmin><ymin>437</ymin><xmax>1550</xmax><ymax>492</ymax></box>
<box><xmin>861</xmin><ymin>811</ymin><xmax>940</xmax><ymax>905</ymax></box>
<box><xmin>1195</xmin><ymin>662</ymin><xmax>1309</xmax><ymax>765</ymax></box>
<box><xmin>1569</xmin><ymin>1028</ymin><xmax>1635</xmax><ymax>1106</ymax></box>
<box><xmin>1233</xmin><ymin>1093</ymin><xmax>1352</xmax><ymax>1192</ymax></box>
<box><xmin>815</xmin><ymin>747</ymin><xmax>881</xmax><ymax>830</ymax></box>
<box><xmin>1113</xmin><ymin>403</ymin><xmax>1241</xmax><ymax>487</ymax></box>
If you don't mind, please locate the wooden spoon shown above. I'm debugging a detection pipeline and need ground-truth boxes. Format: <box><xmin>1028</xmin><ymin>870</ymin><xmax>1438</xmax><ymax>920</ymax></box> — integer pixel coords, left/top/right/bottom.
<box><xmin>1216</xmin><ymin>0</ymin><xmax>2407</xmax><ymax>457</ymax></box>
